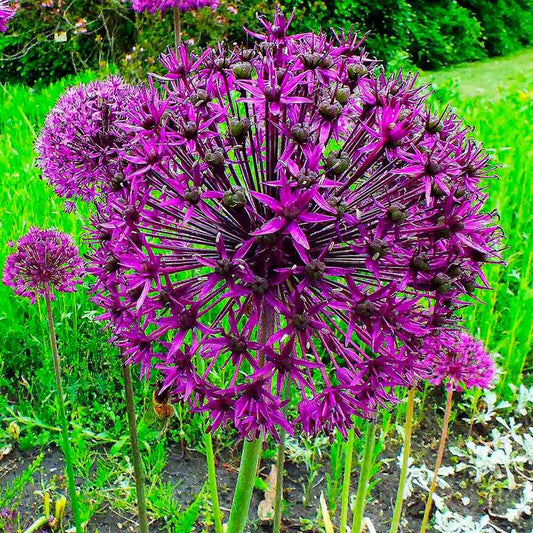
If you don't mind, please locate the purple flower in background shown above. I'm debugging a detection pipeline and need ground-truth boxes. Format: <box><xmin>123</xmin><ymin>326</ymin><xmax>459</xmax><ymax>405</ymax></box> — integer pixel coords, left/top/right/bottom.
<box><xmin>132</xmin><ymin>0</ymin><xmax>218</xmax><ymax>14</ymax></box>
<box><xmin>36</xmin><ymin>77</ymin><xmax>137</xmax><ymax>204</ymax></box>
<box><xmin>86</xmin><ymin>9</ymin><xmax>502</xmax><ymax>440</ymax></box>
<box><xmin>3</xmin><ymin>228</ymin><xmax>84</xmax><ymax>303</ymax></box>
<box><xmin>0</xmin><ymin>0</ymin><xmax>16</xmax><ymax>32</ymax></box>
<box><xmin>427</xmin><ymin>331</ymin><xmax>496</xmax><ymax>391</ymax></box>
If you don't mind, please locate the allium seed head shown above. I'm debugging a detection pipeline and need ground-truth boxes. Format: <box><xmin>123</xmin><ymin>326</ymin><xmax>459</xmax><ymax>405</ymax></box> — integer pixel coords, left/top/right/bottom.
<box><xmin>36</xmin><ymin>77</ymin><xmax>137</xmax><ymax>204</ymax></box>
<box><xmin>427</xmin><ymin>331</ymin><xmax>496</xmax><ymax>391</ymax></box>
<box><xmin>87</xmin><ymin>9</ymin><xmax>502</xmax><ymax>440</ymax></box>
<box><xmin>3</xmin><ymin>228</ymin><xmax>84</xmax><ymax>304</ymax></box>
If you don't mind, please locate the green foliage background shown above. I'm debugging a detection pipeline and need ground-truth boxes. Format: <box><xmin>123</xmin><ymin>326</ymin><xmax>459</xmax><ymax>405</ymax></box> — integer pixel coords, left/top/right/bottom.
<box><xmin>1</xmin><ymin>0</ymin><xmax>532</xmax><ymax>85</ymax></box>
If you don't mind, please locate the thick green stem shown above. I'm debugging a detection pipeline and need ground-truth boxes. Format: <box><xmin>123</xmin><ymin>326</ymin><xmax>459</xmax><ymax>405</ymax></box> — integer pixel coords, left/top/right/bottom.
<box><xmin>44</xmin><ymin>294</ymin><xmax>83</xmax><ymax>533</ymax></box>
<box><xmin>351</xmin><ymin>421</ymin><xmax>377</xmax><ymax>533</ymax></box>
<box><xmin>273</xmin><ymin>429</ymin><xmax>286</xmax><ymax>533</ymax></box>
<box><xmin>23</xmin><ymin>516</ymin><xmax>49</xmax><ymax>533</ymax></box>
<box><xmin>340</xmin><ymin>429</ymin><xmax>355</xmax><ymax>533</ymax></box>
<box><xmin>173</xmin><ymin>6</ymin><xmax>181</xmax><ymax>48</ymax></box>
<box><xmin>390</xmin><ymin>387</ymin><xmax>416</xmax><ymax>533</ymax></box>
<box><xmin>122</xmin><ymin>364</ymin><xmax>149</xmax><ymax>533</ymax></box>
<box><xmin>205</xmin><ymin>432</ymin><xmax>223</xmax><ymax>533</ymax></box>
<box><xmin>420</xmin><ymin>387</ymin><xmax>454</xmax><ymax>533</ymax></box>
<box><xmin>226</xmin><ymin>438</ymin><xmax>263</xmax><ymax>533</ymax></box>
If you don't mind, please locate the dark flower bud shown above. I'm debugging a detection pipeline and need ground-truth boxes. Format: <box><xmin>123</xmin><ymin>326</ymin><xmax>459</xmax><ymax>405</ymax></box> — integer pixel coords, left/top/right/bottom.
<box><xmin>205</xmin><ymin>149</ymin><xmax>225</xmax><ymax>168</ymax></box>
<box><xmin>240</xmin><ymin>49</ymin><xmax>255</xmax><ymax>61</ymax></box>
<box><xmin>435</xmin><ymin>216</ymin><xmax>450</xmax><ymax>239</ymax></box>
<box><xmin>291</xmin><ymin>124</ymin><xmax>310</xmax><ymax>144</ymax></box>
<box><xmin>229</xmin><ymin>116</ymin><xmax>251</xmax><ymax>138</ymax></box>
<box><xmin>347</xmin><ymin>63</ymin><xmax>368</xmax><ymax>80</ymax></box>
<box><xmin>182</xmin><ymin>121</ymin><xmax>198</xmax><ymax>139</ymax></box>
<box><xmin>447</xmin><ymin>263</ymin><xmax>462</xmax><ymax>278</ymax></box>
<box><xmin>215</xmin><ymin>258</ymin><xmax>234</xmax><ymax>277</ymax></box>
<box><xmin>355</xmin><ymin>300</ymin><xmax>375</xmax><ymax>318</ymax></box>
<box><xmin>426</xmin><ymin>115</ymin><xmax>442</xmax><ymax>134</ymax></box>
<box><xmin>142</xmin><ymin>116</ymin><xmax>156</xmax><ymax>130</ymax></box>
<box><xmin>178</xmin><ymin>309</ymin><xmax>196</xmax><ymax>330</ymax></box>
<box><xmin>454</xmin><ymin>186</ymin><xmax>466</xmax><ymax>198</ymax></box>
<box><xmin>255</xmin><ymin>232</ymin><xmax>277</xmax><ymax>245</ymax></box>
<box><xmin>318</xmin><ymin>100</ymin><xmax>342</xmax><ymax>121</ymax></box>
<box><xmin>229</xmin><ymin>336</ymin><xmax>247</xmax><ymax>353</ymax></box>
<box><xmin>251</xmin><ymin>276</ymin><xmax>269</xmax><ymax>295</ymax></box>
<box><xmin>296</xmin><ymin>170</ymin><xmax>318</xmax><ymax>188</ymax></box>
<box><xmin>367</xmin><ymin>239</ymin><xmax>389</xmax><ymax>259</ymax></box>
<box><xmin>302</xmin><ymin>52</ymin><xmax>321</xmax><ymax>69</ymax></box>
<box><xmin>305</xmin><ymin>259</ymin><xmax>326</xmax><ymax>281</ymax></box>
<box><xmin>462</xmin><ymin>276</ymin><xmax>476</xmax><ymax>293</ymax></box>
<box><xmin>110</xmin><ymin>173</ymin><xmax>126</xmax><ymax>191</ymax></box>
<box><xmin>124</xmin><ymin>206</ymin><xmax>139</xmax><ymax>224</ymax></box>
<box><xmin>105</xmin><ymin>255</ymin><xmax>119</xmax><ymax>273</ymax></box>
<box><xmin>233</xmin><ymin>61</ymin><xmax>253</xmax><ymax>79</ymax></box>
<box><xmin>328</xmin><ymin>195</ymin><xmax>349</xmax><ymax>215</ymax></box>
<box><xmin>410</xmin><ymin>253</ymin><xmax>430</xmax><ymax>272</ymax></box>
<box><xmin>264</xmin><ymin>84</ymin><xmax>281</xmax><ymax>102</ymax></box>
<box><xmin>326</xmin><ymin>151</ymin><xmax>350</xmax><ymax>175</ymax></box>
<box><xmin>214</xmin><ymin>56</ymin><xmax>231</xmax><ymax>70</ymax></box>
<box><xmin>335</xmin><ymin>86</ymin><xmax>351</xmax><ymax>105</ymax></box>
<box><xmin>190</xmin><ymin>89</ymin><xmax>210</xmax><ymax>106</ymax></box>
<box><xmin>425</xmin><ymin>159</ymin><xmax>442</xmax><ymax>176</ymax></box>
<box><xmin>432</xmin><ymin>273</ymin><xmax>452</xmax><ymax>294</ymax></box>
<box><xmin>387</xmin><ymin>203</ymin><xmax>407</xmax><ymax>223</ymax></box>
<box><xmin>222</xmin><ymin>186</ymin><xmax>247</xmax><ymax>209</ymax></box>
<box><xmin>291</xmin><ymin>313</ymin><xmax>310</xmax><ymax>330</ymax></box>
<box><xmin>184</xmin><ymin>187</ymin><xmax>201</xmax><ymax>205</ymax></box>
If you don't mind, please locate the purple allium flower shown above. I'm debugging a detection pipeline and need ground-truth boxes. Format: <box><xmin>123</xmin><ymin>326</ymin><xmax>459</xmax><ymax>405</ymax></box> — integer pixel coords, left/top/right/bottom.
<box><xmin>0</xmin><ymin>508</ymin><xmax>17</xmax><ymax>533</ymax></box>
<box><xmin>427</xmin><ymin>331</ymin><xmax>496</xmax><ymax>392</ymax></box>
<box><xmin>87</xmin><ymin>9</ymin><xmax>502</xmax><ymax>440</ymax></box>
<box><xmin>132</xmin><ymin>0</ymin><xmax>218</xmax><ymax>14</ymax></box>
<box><xmin>3</xmin><ymin>228</ymin><xmax>84</xmax><ymax>304</ymax></box>
<box><xmin>0</xmin><ymin>0</ymin><xmax>16</xmax><ymax>32</ymax></box>
<box><xmin>36</xmin><ymin>77</ymin><xmax>137</xmax><ymax>204</ymax></box>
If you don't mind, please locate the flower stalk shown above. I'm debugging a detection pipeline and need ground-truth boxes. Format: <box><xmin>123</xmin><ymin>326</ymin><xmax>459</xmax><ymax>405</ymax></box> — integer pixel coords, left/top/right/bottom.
<box><xmin>205</xmin><ymin>432</ymin><xmax>223</xmax><ymax>533</ymax></box>
<box><xmin>121</xmin><ymin>363</ymin><xmax>149</xmax><ymax>533</ymax></box>
<box><xmin>226</xmin><ymin>438</ymin><xmax>263</xmax><ymax>533</ymax></box>
<box><xmin>340</xmin><ymin>428</ymin><xmax>355</xmax><ymax>533</ymax></box>
<box><xmin>173</xmin><ymin>6</ymin><xmax>181</xmax><ymax>47</ymax></box>
<box><xmin>390</xmin><ymin>387</ymin><xmax>416</xmax><ymax>533</ymax></box>
<box><xmin>420</xmin><ymin>387</ymin><xmax>454</xmax><ymax>533</ymax></box>
<box><xmin>44</xmin><ymin>293</ymin><xmax>83</xmax><ymax>533</ymax></box>
<box><xmin>351</xmin><ymin>421</ymin><xmax>377</xmax><ymax>533</ymax></box>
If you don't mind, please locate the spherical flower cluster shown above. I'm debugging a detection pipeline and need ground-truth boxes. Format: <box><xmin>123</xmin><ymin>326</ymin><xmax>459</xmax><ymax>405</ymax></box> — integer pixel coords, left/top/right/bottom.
<box><xmin>427</xmin><ymin>331</ymin><xmax>496</xmax><ymax>391</ymax></box>
<box><xmin>0</xmin><ymin>0</ymin><xmax>16</xmax><ymax>32</ymax></box>
<box><xmin>132</xmin><ymin>0</ymin><xmax>218</xmax><ymax>14</ymax></box>
<box><xmin>36</xmin><ymin>77</ymin><xmax>137</xmax><ymax>205</ymax></box>
<box><xmin>86</xmin><ymin>9</ymin><xmax>502</xmax><ymax>440</ymax></box>
<box><xmin>3</xmin><ymin>228</ymin><xmax>84</xmax><ymax>303</ymax></box>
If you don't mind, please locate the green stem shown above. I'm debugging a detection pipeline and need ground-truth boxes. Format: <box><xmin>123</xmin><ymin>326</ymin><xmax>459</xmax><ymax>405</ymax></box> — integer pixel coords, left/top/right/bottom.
<box><xmin>23</xmin><ymin>516</ymin><xmax>49</xmax><ymax>533</ymax></box>
<box><xmin>226</xmin><ymin>438</ymin><xmax>263</xmax><ymax>533</ymax></box>
<box><xmin>122</xmin><ymin>364</ymin><xmax>149</xmax><ymax>533</ymax></box>
<box><xmin>389</xmin><ymin>387</ymin><xmax>416</xmax><ymax>533</ymax></box>
<box><xmin>340</xmin><ymin>429</ymin><xmax>355</xmax><ymax>533</ymax></box>
<box><xmin>173</xmin><ymin>6</ymin><xmax>181</xmax><ymax>48</ymax></box>
<box><xmin>273</xmin><ymin>430</ymin><xmax>286</xmax><ymax>533</ymax></box>
<box><xmin>351</xmin><ymin>421</ymin><xmax>377</xmax><ymax>533</ymax></box>
<box><xmin>420</xmin><ymin>387</ymin><xmax>454</xmax><ymax>533</ymax></box>
<box><xmin>44</xmin><ymin>294</ymin><xmax>83</xmax><ymax>533</ymax></box>
<box><xmin>205</xmin><ymin>432</ymin><xmax>223</xmax><ymax>533</ymax></box>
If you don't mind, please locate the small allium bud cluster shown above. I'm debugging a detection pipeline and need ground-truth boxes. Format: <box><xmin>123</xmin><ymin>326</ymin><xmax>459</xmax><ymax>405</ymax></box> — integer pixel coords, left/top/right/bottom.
<box><xmin>3</xmin><ymin>228</ymin><xmax>84</xmax><ymax>303</ymax></box>
<box><xmin>427</xmin><ymin>332</ymin><xmax>496</xmax><ymax>392</ymax></box>
<box><xmin>132</xmin><ymin>0</ymin><xmax>218</xmax><ymax>14</ymax></box>
<box><xmin>42</xmin><ymin>10</ymin><xmax>502</xmax><ymax>440</ymax></box>
<box><xmin>0</xmin><ymin>0</ymin><xmax>16</xmax><ymax>32</ymax></box>
<box><xmin>36</xmin><ymin>77</ymin><xmax>137</xmax><ymax>204</ymax></box>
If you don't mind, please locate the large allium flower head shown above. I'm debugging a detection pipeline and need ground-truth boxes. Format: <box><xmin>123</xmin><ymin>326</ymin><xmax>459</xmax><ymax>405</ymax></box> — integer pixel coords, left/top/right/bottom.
<box><xmin>3</xmin><ymin>228</ymin><xmax>84</xmax><ymax>304</ymax></box>
<box><xmin>132</xmin><ymin>0</ymin><xmax>218</xmax><ymax>14</ymax></box>
<box><xmin>89</xmin><ymin>8</ymin><xmax>502</xmax><ymax>440</ymax></box>
<box><xmin>0</xmin><ymin>0</ymin><xmax>16</xmax><ymax>32</ymax></box>
<box><xmin>36</xmin><ymin>77</ymin><xmax>137</xmax><ymax>204</ymax></box>
<box><xmin>427</xmin><ymin>331</ymin><xmax>496</xmax><ymax>391</ymax></box>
